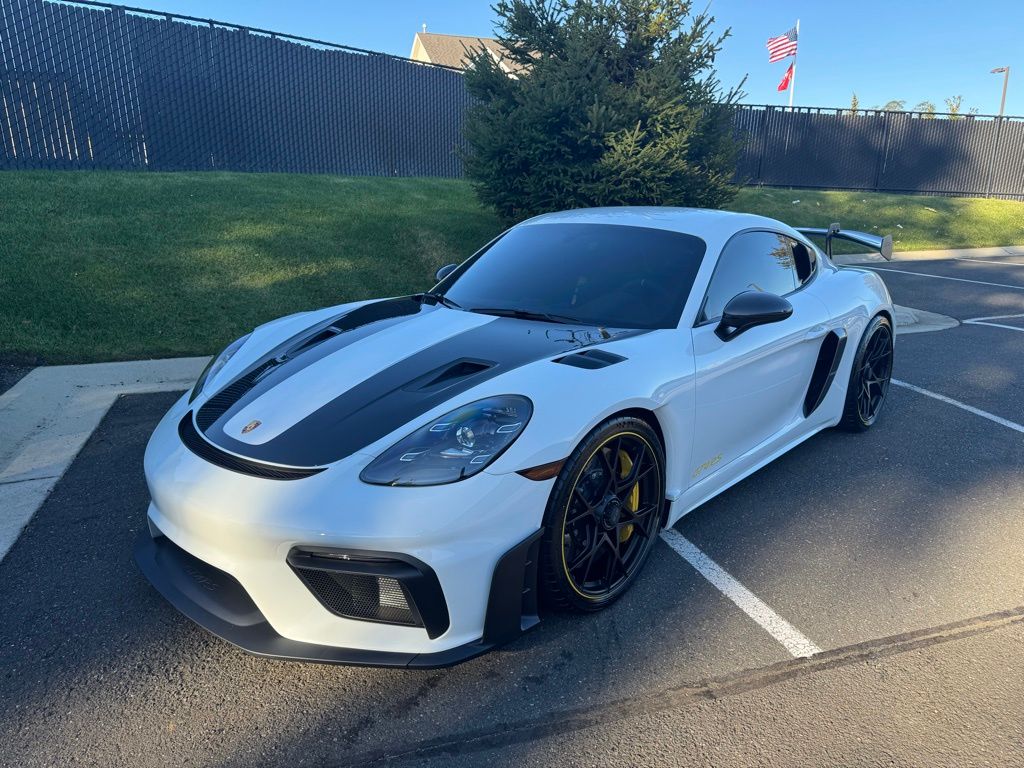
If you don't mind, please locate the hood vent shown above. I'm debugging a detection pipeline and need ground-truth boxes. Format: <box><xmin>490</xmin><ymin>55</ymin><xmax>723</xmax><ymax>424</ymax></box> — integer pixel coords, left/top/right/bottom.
<box><xmin>554</xmin><ymin>349</ymin><xmax>626</xmax><ymax>370</ymax></box>
<box><xmin>289</xmin><ymin>326</ymin><xmax>340</xmax><ymax>356</ymax></box>
<box><xmin>404</xmin><ymin>359</ymin><xmax>494</xmax><ymax>393</ymax></box>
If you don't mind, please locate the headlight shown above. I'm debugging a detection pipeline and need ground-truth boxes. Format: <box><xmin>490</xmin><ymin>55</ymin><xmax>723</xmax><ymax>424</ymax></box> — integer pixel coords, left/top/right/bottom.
<box><xmin>359</xmin><ymin>396</ymin><xmax>532</xmax><ymax>486</ymax></box>
<box><xmin>189</xmin><ymin>333</ymin><xmax>251</xmax><ymax>402</ymax></box>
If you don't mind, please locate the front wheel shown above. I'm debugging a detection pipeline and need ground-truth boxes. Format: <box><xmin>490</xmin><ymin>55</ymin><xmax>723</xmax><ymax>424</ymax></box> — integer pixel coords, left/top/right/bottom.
<box><xmin>839</xmin><ymin>314</ymin><xmax>894</xmax><ymax>432</ymax></box>
<box><xmin>539</xmin><ymin>416</ymin><xmax>665</xmax><ymax>612</ymax></box>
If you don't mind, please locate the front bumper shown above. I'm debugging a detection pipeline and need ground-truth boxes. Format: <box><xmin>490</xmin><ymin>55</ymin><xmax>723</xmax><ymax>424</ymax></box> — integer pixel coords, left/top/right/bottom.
<box><xmin>135</xmin><ymin>523</ymin><xmax>542</xmax><ymax>668</ymax></box>
<box><xmin>136</xmin><ymin>393</ymin><xmax>553</xmax><ymax>664</ymax></box>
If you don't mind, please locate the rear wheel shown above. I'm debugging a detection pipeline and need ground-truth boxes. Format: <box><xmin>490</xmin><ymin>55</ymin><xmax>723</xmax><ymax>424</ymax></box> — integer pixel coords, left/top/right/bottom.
<box><xmin>840</xmin><ymin>314</ymin><xmax>894</xmax><ymax>432</ymax></box>
<box><xmin>539</xmin><ymin>416</ymin><xmax>665</xmax><ymax>612</ymax></box>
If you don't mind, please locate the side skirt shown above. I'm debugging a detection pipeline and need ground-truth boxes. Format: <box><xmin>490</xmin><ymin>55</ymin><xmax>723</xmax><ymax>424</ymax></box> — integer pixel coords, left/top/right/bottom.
<box><xmin>664</xmin><ymin>421</ymin><xmax>831</xmax><ymax>529</ymax></box>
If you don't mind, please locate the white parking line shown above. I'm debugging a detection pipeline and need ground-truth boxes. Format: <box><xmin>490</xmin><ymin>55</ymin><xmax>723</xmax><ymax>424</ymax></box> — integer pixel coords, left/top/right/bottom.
<box><xmin>962</xmin><ymin>312</ymin><xmax>1024</xmax><ymax>334</ymax></box>
<box><xmin>956</xmin><ymin>257</ymin><xmax>1024</xmax><ymax>267</ymax></box>
<box><xmin>891</xmin><ymin>379</ymin><xmax>1024</xmax><ymax>434</ymax></box>
<box><xmin>964</xmin><ymin>321</ymin><xmax>1024</xmax><ymax>334</ymax></box>
<box><xmin>865</xmin><ymin>267</ymin><xmax>1024</xmax><ymax>291</ymax></box>
<box><xmin>660</xmin><ymin>528</ymin><xmax>822</xmax><ymax>658</ymax></box>
<box><xmin>965</xmin><ymin>312</ymin><xmax>1024</xmax><ymax>322</ymax></box>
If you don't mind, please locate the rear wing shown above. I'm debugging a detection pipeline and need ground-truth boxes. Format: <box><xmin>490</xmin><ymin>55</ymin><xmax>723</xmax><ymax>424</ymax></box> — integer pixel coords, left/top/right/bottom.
<box><xmin>795</xmin><ymin>223</ymin><xmax>893</xmax><ymax>261</ymax></box>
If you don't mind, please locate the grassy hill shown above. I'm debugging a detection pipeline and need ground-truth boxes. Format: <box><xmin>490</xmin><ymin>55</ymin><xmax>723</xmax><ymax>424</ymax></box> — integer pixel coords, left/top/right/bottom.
<box><xmin>2</xmin><ymin>170</ymin><xmax>1022</xmax><ymax>363</ymax></box>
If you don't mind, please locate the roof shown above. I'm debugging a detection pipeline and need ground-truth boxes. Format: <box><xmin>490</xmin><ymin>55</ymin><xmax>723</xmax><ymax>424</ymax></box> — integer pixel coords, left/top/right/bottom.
<box><xmin>519</xmin><ymin>207</ymin><xmax>792</xmax><ymax>247</ymax></box>
<box><xmin>410</xmin><ymin>32</ymin><xmax>519</xmax><ymax>73</ymax></box>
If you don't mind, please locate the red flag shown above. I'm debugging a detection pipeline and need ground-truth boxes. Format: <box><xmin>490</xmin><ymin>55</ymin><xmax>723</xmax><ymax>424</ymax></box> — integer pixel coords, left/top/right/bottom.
<box><xmin>777</xmin><ymin>62</ymin><xmax>794</xmax><ymax>92</ymax></box>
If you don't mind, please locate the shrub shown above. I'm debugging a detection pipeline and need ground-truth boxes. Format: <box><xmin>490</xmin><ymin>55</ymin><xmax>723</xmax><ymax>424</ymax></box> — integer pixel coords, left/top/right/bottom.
<box><xmin>462</xmin><ymin>0</ymin><xmax>744</xmax><ymax>223</ymax></box>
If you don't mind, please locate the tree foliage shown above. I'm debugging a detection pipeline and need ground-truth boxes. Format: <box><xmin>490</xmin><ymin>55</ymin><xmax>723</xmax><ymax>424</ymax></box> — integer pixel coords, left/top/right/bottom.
<box><xmin>849</xmin><ymin>92</ymin><xmax>859</xmax><ymax>115</ymax></box>
<box><xmin>461</xmin><ymin>0</ymin><xmax>744</xmax><ymax>223</ymax></box>
<box><xmin>913</xmin><ymin>100</ymin><xmax>936</xmax><ymax>118</ymax></box>
<box><xmin>944</xmin><ymin>95</ymin><xmax>977</xmax><ymax>120</ymax></box>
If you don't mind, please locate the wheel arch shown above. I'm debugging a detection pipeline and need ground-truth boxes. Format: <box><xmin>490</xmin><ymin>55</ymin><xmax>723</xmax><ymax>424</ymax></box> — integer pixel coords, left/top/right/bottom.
<box><xmin>608</xmin><ymin>406</ymin><xmax>666</xmax><ymax>450</ymax></box>
<box><xmin>596</xmin><ymin>406</ymin><xmax>671</xmax><ymax>527</ymax></box>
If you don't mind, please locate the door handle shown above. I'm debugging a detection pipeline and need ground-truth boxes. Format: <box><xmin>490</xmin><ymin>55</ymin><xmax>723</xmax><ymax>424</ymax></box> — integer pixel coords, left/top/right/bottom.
<box><xmin>804</xmin><ymin>325</ymin><xmax>829</xmax><ymax>340</ymax></box>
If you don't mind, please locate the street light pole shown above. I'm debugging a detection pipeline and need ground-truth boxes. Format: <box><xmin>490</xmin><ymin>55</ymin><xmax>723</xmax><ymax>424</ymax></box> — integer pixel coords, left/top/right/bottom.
<box><xmin>991</xmin><ymin>67</ymin><xmax>1010</xmax><ymax>117</ymax></box>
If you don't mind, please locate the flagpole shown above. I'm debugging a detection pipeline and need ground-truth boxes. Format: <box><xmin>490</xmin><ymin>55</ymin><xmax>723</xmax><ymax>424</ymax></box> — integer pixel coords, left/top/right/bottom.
<box><xmin>788</xmin><ymin>19</ymin><xmax>799</xmax><ymax>108</ymax></box>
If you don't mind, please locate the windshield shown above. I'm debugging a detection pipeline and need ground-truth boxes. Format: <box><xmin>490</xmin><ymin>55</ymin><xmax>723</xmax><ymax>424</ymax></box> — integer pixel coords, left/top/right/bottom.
<box><xmin>438</xmin><ymin>223</ymin><xmax>707</xmax><ymax>329</ymax></box>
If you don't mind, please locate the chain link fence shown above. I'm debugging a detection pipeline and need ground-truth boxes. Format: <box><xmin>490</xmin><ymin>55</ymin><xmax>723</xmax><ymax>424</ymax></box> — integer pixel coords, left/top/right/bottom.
<box><xmin>2</xmin><ymin>0</ymin><xmax>1024</xmax><ymax>198</ymax></box>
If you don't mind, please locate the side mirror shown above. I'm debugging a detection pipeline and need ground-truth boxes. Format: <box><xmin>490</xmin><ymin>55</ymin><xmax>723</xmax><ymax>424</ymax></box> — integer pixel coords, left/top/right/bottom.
<box><xmin>434</xmin><ymin>263</ymin><xmax>457</xmax><ymax>283</ymax></box>
<box><xmin>715</xmin><ymin>291</ymin><xmax>793</xmax><ymax>341</ymax></box>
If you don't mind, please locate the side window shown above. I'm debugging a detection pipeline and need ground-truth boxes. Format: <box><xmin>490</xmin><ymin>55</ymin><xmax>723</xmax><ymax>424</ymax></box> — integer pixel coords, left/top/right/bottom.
<box><xmin>700</xmin><ymin>232</ymin><xmax>800</xmax><ymax>322</ymax></box>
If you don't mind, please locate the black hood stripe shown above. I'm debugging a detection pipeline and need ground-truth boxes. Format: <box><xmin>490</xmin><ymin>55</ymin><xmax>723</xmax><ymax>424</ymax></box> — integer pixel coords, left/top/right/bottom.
<box><xmin>197</xmin><ymin>297</ymin><xmax>426</xmax><ymax>432</ymax></box>
<box><xmin>202</xmin><ymin>313</ymin><xmax>645</xmax><ymax>468</ymax></box>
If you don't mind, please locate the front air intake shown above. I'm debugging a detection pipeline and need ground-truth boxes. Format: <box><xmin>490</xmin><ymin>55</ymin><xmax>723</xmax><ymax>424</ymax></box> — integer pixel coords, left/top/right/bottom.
<box><xmin>287</xmin><ymin>548</ymin><xmax>450</xmax><ymax>638</ymax></box>
<box><xmin>292</xmin><ymin>569</ymin><xmax>418</xmax><ymax>626</ymax></box>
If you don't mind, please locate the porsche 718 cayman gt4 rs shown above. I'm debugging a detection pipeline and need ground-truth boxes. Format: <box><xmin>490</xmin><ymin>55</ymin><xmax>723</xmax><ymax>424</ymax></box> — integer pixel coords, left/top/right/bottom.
<box><xmin>135</xmin><ymin>207</ymin><xmax>895</xmax><ymax>668</ymax></box>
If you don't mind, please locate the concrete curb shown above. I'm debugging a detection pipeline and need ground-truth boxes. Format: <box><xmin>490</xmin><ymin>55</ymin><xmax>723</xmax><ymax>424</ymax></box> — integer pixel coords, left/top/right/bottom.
<box><xmin>894</xmin><ymin>305</ymin><xmax>959</xmax><ymax>335</ymax></box>
<box><xmin>832</xmin><ymin>245</ymin><xmax>1024</xmax><ymax>265</ymax></box>
<box><xmin>0</xmin><ymin>357</ymin><xmax>209</xmax><ymax>562</ymax></box>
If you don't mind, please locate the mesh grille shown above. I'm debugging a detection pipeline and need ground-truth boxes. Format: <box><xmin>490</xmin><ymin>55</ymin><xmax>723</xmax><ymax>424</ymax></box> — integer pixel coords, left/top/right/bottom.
<box><xmin>178</xmin><ymin>414</ymin><xmax>324</xmax><ymax>481</ymax></box>
<box><xmin>293</xmin><ymin>568</ymin><xmax>419</xmax><ymax>627</ymax></box>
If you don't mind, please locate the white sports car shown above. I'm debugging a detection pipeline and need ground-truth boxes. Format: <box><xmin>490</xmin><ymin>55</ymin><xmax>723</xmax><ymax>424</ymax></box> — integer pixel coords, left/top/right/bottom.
<box><xmin>135</xmin><ymin>207</ymin><xmax>895</xmax><ymax>667</ymax></box>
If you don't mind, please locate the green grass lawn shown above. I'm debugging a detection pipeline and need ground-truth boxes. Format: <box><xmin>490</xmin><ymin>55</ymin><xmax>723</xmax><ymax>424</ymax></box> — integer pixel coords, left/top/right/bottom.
<box><xmin>2</xmin><ymin>171</ymin><xmax>1023</xmax><ymax>364</ymax></box>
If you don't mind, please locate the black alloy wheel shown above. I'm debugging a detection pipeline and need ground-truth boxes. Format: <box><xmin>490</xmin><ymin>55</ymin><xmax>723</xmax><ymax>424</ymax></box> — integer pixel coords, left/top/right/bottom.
<box><xmin>539</xmin><ymin>416</ymin><xmax>665</xmax><ymax>611</ymax></box>
<box><xmin>840</xmin><ymin>314</ymin><xmax>894</xmax><ymax>431</ymax></box>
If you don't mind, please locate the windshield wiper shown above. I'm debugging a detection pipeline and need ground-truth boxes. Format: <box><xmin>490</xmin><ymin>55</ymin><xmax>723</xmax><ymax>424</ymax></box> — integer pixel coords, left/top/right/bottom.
<box><xmin>468</xmin><ymin>307</ymin><xmax>586</xmax><ymax>325</ymax></box>
<box><xmin>414</xmin><ymin>291</ymin><xmax>462</xmax><ymax>310</ymax></box>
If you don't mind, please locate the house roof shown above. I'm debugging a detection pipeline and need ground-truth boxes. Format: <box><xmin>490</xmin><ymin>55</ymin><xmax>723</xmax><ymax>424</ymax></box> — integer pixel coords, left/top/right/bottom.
<box><xmin>410</xmin><ymin>32</ymin><xmax>518</xmax><ymax>72</ymax></box>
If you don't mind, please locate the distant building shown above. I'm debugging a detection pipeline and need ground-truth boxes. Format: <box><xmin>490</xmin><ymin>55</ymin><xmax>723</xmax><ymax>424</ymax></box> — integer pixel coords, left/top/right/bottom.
<box><xmin>409</xmin><ymin>27</ymin><xmax>520</xmax><ymax>75</ymax></box>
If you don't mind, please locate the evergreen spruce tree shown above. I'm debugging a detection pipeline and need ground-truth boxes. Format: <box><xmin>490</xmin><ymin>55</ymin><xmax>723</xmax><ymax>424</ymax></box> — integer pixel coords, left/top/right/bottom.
<box><xmin>462</xmin><ymin>0</ymin><xmax>744</xmax><ymax>223</ymax></box>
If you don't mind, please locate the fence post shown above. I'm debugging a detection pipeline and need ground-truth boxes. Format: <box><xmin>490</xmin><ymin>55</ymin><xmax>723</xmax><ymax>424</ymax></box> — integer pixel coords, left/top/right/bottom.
<box><xmin>754</xmin><ymin>107</ymin><xmax>769</xmax><ymax>186</ymax></box>
<box><xmin>872</xmin><ymin>112</ymin><xmax>891</xmax><ymax>192</ymax></box>
<box><xmin>984</xmin><ymin>117</ymin><xmax>1004</xmax><ymax>198</ymax></box>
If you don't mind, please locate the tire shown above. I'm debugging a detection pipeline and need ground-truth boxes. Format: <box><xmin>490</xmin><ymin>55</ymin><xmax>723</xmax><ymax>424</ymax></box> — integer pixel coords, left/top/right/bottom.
<box><xmin>539</xmin><ymin>416</ymin><xmax>665</xmax><ymax>612</ymax></box>
<box><xmin>839</xmin><ymin>314</ymin><xmax>894</xmax><ymax>432</ymax></box>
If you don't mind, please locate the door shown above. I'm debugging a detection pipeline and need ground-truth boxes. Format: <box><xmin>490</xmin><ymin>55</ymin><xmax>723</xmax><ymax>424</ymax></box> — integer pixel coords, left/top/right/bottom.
<box><xmin>688</xmin><ymin>231</ymin><xmax>830</xmax><ymax>483</ymax></box>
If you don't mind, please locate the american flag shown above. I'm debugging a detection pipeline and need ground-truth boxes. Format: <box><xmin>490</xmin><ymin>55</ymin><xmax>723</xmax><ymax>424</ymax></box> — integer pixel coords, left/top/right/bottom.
<box><xmin>766</xmin><ymin>27</ymin><xmax>798</xmax><ymax>63</ymax></box>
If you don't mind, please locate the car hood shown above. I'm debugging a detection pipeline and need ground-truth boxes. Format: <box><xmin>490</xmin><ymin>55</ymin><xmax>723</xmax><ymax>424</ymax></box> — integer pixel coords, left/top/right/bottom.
<box><xmin>192</xmin><ymin>297</ymin><xmax>644</xmax><ymax>467</ymax></box>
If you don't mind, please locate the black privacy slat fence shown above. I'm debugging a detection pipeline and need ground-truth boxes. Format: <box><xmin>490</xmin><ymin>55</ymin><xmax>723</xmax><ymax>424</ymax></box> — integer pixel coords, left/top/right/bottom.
<box><xmin>0</xmin><ymin>0</ymin><xmax>471</xmax><ymax>176</ymax></box>
<box><xmin>734</xmin><ymin>105</ymin><xmax>1024</xmax><ymax>199</ymax></box>
<box><xmin>2</xmin><ymin>0</ymin><xmax>1024</xmax><ymax>199</ymax></box>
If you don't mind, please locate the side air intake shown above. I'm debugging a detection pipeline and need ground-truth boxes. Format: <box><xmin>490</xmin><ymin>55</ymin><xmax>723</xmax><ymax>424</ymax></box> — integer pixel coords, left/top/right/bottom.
<box><xmin>803</xmin><ymin>329</ymin><xmax>848</xmax><ymax>417</ymax></box>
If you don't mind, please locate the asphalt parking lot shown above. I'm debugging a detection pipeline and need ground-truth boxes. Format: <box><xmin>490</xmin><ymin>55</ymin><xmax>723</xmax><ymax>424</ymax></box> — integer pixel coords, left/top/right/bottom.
<box><xmin>2</xmin><ymin>255</ymin><xmax>1024</xmax><ymax>767</ymax></box>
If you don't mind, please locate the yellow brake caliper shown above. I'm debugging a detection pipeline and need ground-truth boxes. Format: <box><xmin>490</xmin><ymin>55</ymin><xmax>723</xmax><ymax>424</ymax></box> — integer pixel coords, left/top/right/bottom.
<box><xmin>618</xmin><ymin>449</ymin><xmax>639</xmax><ymax>543</ymax></box>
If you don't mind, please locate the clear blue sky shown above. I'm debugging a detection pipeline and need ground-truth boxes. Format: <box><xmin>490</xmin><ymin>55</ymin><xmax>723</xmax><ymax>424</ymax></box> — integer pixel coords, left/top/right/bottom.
<box><xmin>131</xmin><ymin>0</ymin><xmax>1023</xmax><ymax>116</ymax></box>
